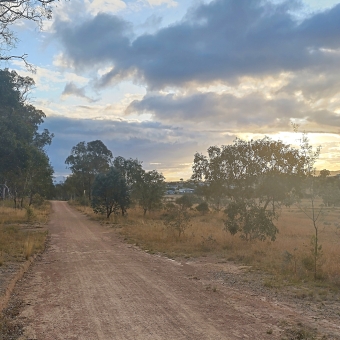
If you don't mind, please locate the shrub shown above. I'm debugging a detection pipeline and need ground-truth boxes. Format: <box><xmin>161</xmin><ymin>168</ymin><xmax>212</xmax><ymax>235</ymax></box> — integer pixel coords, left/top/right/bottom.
<box><xmin>196</xmin><ymin>201</ymin><xmax>209</xmax><ymax>215</ymax></box>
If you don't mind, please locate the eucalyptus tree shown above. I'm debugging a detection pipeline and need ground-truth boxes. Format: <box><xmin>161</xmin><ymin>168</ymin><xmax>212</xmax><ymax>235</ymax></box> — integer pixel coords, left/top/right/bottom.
<box><xmin>91</xmin><ymin>167</ymin><xmax>130</xmax><ymax>218</ymax></box>
<box><xmin>192</xmin><ymin>137</ymin><xmax>305</xmax><ymax>241</ymax></box>
<box><xmin>112</xmin><ymin>156</ymin><xmax>165</xmax><ymax>214</ymax></box>
<box><xmin>0</xmin><ymin>68</ymin><xmax>54</xmax><ymax>206</ymax></box>
<box><xmin>113</xmin><ymin>156</ymin><xmax>144</xmax><ymax>189</ymax></box>
<box><xmin>134</xmin><ymin>170</ymin><xmax>165</xmax><ymax>215</ymax></box>
<box><xmin>65</xmin><ymin>140</ymin><xmax>113</xmax><ymax>201</ymax></box>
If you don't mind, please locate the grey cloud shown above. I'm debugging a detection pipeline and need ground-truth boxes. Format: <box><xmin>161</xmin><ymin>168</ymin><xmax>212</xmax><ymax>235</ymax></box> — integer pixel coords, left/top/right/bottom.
<box><xmin>62</xmin><ymin>82</ymin><xmax>98</xmax><ymax>102</ymax></box>
<box><xmin>42</xmin><ymin>115</ymin><xmax>210</xmax><ymax>179</ymax></box>
<box><xmin>126</xmin><ymin>91</ymin><xmax>311</xmax><ymax>129</ymax></box>
<box><xmin>54</xmin><ymin>0</ymin><xmax>340</xmax><ymax>88</ymax></box>
<box><xmin>280</xmin><ymin>69</ymin><xmax>340</xmax><ymax>101</ymax></box>
<box><xmin>308</xmin><ymin>110</ymin><xmax>340</xmax><ymax>128</ymax></box>
<box><xmin>55</xmin><ymin>13</ymin><xmax>132</xmax><ymax>69</ymax></box>
<box><xmin>126</xmin><ymin>89</ymin><xmax>340</xmax><ymax>134</ymax></box>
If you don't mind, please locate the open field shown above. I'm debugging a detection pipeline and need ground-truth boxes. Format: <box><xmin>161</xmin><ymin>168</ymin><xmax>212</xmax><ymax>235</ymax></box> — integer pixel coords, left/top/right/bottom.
<box><xmin>72</xmin><ymin>200</ymin><xmax>340</xmax><ymax>290</ymax></box>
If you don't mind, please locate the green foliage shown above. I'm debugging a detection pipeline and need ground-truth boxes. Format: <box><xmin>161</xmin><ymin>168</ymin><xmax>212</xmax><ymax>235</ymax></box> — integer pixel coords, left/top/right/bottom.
<box><xmin>193</xmin><ymin>137</ymin><xmax>305</xmax><ymax>241</ymax></box>
<box><xmin>175</xmin><ymin>194</ymin><xmax>193</xmax><ymax>210</ymax></box>
<box><xmin>0</xmin><ymin>70</ymin><xmax>44</xmax><ymax>173</ymax></box>
<box><xmin>163</xmin><ymin>204</ymin><xmax>191</xmax><ymax>238</ymax></box>
<box><xmin>65</xmin><ymin>140</ymin><xmax>113</xmax><ymax>201</ymax></box>
<box><xmin>113</xmin><ymin>156</ymin><xmax>144</xmax><ymax>188</ymax></box>
<box><xmin>55</xmin><ymin>174</ymin><xmax>85</xmax><ymax>201</ymax></box>
<box><xmin>0</xmin><ymin>69</ymin><xmax>54</xmax><ymax>206</ymax></box>
<box><xmin>91</xmin><ymin>167</ymin><xmax>130</xmax><ymax>218</ymax></box>
<box><xmin>77</xmin><ymin>195</ymin><xmax>90</xmax><ymax>207</ymax></box>
<box><xmin>224</xmin><ymin>201</ymin><xmax>278</xmax><ymax>241</ymax></box>
<box><xmin>134</xmin><ymin>169</ymin><xmax>165</xmax><ymax>215</ymax></box>
<box><xmin>31</xmin><ymin>193</ymin><xmax>45</xmax><ymax>207</ymax></box>
<box><xmin>25</xmin><ymin>205</ymin><xmax>35</xmax><ymax>222</ymax></box>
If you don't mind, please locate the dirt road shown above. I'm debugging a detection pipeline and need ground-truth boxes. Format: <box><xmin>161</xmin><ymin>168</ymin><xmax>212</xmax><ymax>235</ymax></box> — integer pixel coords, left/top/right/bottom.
<box><xmin>12</xmin><ymin>201</ymin><xmax>340</xmax><ymax>339</ymax></box>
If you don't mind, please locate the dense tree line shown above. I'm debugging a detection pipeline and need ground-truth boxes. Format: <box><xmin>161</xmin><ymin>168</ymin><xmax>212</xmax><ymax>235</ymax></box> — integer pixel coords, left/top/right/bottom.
<box><xmin>0</xmin><ymin>69</ymin><xmax>54</xmax><ymax>207</ymax></box>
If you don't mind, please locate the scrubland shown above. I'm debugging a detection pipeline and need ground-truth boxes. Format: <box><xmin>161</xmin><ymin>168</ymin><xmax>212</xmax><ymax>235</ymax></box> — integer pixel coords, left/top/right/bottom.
<box><xmin>73</xmin><ymin>200</ymin><xmax>340</xmax><ymax>289</ymax></box>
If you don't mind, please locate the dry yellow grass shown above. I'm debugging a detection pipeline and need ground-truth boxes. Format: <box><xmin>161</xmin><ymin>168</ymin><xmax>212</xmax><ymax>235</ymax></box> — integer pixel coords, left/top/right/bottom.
<box><xmin>71</xmin><ymin>200</ymin><xmax>340</xmax><ymax>287</ymax></box>
<box><xmin>0</xmin><ymin>201</ymin><xmax>50</xmax><ymax>264</ymax></box>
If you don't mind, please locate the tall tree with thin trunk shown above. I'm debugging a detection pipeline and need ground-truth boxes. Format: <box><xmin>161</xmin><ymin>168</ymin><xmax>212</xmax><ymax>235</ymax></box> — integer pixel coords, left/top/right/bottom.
<box><xmin>294</xmin><ymin>132</ymin><xmax>323</xmax><ymax>280</ymax></box>
<box><xmin>135</xmin><ymin>170</ymin><xmax>165</xmax><ymax>215</ymax></box>
<box><xmin>0</xmin><ymin>68</ymin><xmax>54</xmax><ymax>207</ymax></box>
<box><xmin>65</xmin><ymin>140</ymin><xmax>113</xmax><ymax>201</ymax></box>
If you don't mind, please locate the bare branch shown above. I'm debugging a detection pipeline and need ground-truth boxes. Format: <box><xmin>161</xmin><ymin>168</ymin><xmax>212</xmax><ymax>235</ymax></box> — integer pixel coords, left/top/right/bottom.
<box><xmin>0</xmin><ymin>0</ymin><xmax>56</xmax><ymax>67</ymax></box>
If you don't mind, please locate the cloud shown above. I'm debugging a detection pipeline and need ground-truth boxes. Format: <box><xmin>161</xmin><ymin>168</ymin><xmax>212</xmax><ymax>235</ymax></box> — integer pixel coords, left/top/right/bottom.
<box><xmin>126</xmin><ymin>90</ymin><xmax>340</xmax><ymax>133</ymax></box>
<box><xmin>54</xmin><ymin>0</ymin><xmax>340</xmax><ymax>89</ymax></box>
<box><xmin>42</xmin><ymin>115</ymin><xmax>216</xmax><ymax>180</ymax></box>
<box><xmin>11</xmin><ymin>61</ymin><xmax>89</xmax><ymax>92</ymax></box>
<box><xmin>62</xmin><ymin>82</ymin><xmax>98</xmax><ymax>102</ymax></box>
<box><xmin>54</xmin><ymin>13</ymin><xmax>132</xmax><ymax>70</ymax></box>
<box><xmin>43</xmin><ymin>114</ymin><xmax>340</xmax><ymax>181</ymax></box>
<box><xmin>146</xmin><ymin>0</ymin><xmax>177</xmax><ymax>7</ymax></box>
<box><xmin>86</xmin><ymin>0</ymin><xmax>127</xmax><ymax>15</ymax></box>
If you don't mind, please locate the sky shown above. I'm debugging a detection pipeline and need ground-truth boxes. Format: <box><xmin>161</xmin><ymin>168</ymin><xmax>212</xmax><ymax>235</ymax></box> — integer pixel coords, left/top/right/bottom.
<box><xmin>4</xmin><ymin>0</ymin><xmax>340</xmax><ymax>181</ymax></box>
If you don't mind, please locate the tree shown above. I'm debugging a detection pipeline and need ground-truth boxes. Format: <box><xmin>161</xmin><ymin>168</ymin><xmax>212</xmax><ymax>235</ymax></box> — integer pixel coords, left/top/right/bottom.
<box><xmin>112</xmin><ymin>156</ymin><xmax>166</xmax><ymax>215</ymax></box>
<box><xmin>192</xmin><ymin>137</ymin><xmax>305</xmax><ymax>241</ymax></box>
<box><xmin>0</xmin><ymin>68</ymin><xmax>54</xmax><ymax>206</ymax></box>
<box><xmin>65</xmin><ymin>140</ymin><xmax>113</xmax><ymax>201</ymax></box>
<box><xmin>26</xmin><ymin>146</ymin><xmax>54</xmax><ymax>204</ymax></box>
<box><xmin>91</xmin><ymin>167</ymin><xmax>130</xmax><ymax>218</ymax></box>
<box><xmin>112</xmin><ymin>156</ymin><xmax>144</xmax><ymax>188</ymax></box>
<box><xmin>0</xmin><ymin>0</ymin><xmax>56</xmax><ymax>67</ymax></box>
<box><xmin>196</xmin><ymin>201</ymin><xmax>209</xmax><ymax>215</ymax></box>
<box><xmin>0</xmin><ymin>69</ymin><xmax>45</xmax><ymax>174</ymax></box>
<box><xmin>321</xmin><ymin>183</ymin><xmax>340</xmax><ymax>207</ymax></box>
<box><xmin>316</xmin><ymin>169</ymin><xmax>340</xmax><ymax>207</ymax></box>
<box><xmin>163</xmin><ymin>203</ymin><xmax>191</xmax><ymax>238</ymax></box>
<box><xmin>54</xmin><ymin>174</ymin><xmax>84</xmax><ymax>201</ymax></box>
<box><xmin>192</xmin><ymin>149</ymin><xmax>228</xmax><ymax>211</ymax></box>
<box><xmin>319</xmin><ymin>169</ymin><xmax>330</xmax><ymax>179</ymax></box>
<box><xmin>224</xmin><ymin>201</ymin><xmax>278</xmax><ymax>241</ymax></box>
<box><xmin>134</xmin><ymin>170</ymin><xmax>165</xmax><ymax>215</ymax></box>
<box><xmin>175</xmin><ymin>194</ymin><xmax>193</xmax><ymax>210</ymax></box>
<box><xmin>294</xmin><ymin>132</ymin><xmax>323</xmax><ymax>279</ymax></box>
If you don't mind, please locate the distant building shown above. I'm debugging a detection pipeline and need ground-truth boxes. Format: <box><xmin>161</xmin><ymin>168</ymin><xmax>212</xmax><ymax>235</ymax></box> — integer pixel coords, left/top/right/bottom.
<box><xmin>178</xmin><ymin>188</ymin><xmax>195</xmax><ymax>194</ymax></box>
